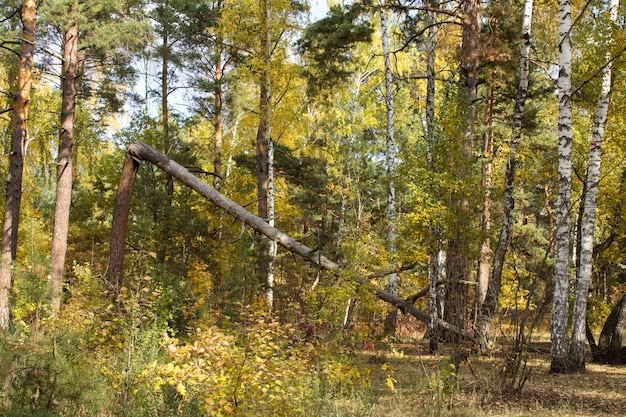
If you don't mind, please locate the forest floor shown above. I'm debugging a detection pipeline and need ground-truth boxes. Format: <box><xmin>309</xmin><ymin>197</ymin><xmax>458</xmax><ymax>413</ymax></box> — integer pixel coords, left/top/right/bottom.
<box><xmin>323</xmin><ymin>336</ymin><xmax>626</xmax><ymax>417</ymax></box>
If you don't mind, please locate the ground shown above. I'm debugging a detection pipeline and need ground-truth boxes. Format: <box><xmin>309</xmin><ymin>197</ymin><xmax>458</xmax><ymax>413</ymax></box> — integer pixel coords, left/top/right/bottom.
<box><xmin>327</xmin><ymin>338</ymin><xmax>626</xmax><ymax>417</ymax></box>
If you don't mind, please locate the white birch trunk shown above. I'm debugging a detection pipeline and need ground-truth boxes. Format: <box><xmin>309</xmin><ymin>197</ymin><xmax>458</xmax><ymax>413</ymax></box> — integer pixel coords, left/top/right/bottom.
<box><xmin>380</xmin><ymin>4</ymin><xmax>397</xmax><ymax>299</ymax></box>
<box><xmin>264</xmin><ymin>0</ymin><xmax>276</xmax><ymax>309</ymax></box>
<box><xmin>550</xmin><ymin>0</ymin><xmax>574</xmax><ymax>373</ymax></box>
<box><xmin>569</xmin><ymin>0</ymin><xmax>619</xmax><ymax>371</ymax></box>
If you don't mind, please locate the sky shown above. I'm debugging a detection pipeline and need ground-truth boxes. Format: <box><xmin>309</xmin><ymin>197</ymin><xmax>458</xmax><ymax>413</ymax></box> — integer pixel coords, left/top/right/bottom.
<box><xmin>118</xmin><ymin>0</ymin><xmax>332</xmax><ymax>129</ymax></box>
<box><xmin>309</xmin><ymin>0</ymin><xmax>329</xmax><ymax>21</ymax></box>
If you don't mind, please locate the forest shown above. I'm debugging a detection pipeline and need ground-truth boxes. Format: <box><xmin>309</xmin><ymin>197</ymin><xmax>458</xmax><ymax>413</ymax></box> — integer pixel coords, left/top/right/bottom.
<box><xmin>1</xmin><ymin>0</ymin><xmax>626</xmax><ymax>415</ymax></box>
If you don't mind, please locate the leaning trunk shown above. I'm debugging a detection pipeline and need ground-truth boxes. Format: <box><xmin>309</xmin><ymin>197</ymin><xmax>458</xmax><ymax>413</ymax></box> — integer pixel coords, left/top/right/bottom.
<box><xmin>50</xmin><ymin>20</ymin><xmax>79</xmax><ymax>314</ymax></box>
<box><xmin>0</xmin><ymin>0</ymin><xmax>37</xmax><ymax>330</ymax></box>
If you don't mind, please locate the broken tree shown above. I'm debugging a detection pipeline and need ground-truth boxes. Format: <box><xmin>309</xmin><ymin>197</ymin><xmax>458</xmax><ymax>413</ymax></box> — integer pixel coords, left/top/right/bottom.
<box><xmin>107</xmin><ymin>142</ymin><xmax>474</xmax><ymax>341</ymax></box>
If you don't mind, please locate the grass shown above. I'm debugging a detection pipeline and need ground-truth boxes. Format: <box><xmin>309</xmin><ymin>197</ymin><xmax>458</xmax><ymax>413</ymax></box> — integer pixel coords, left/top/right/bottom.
<box><xmin>318</xmin><ymin>337</ymin><xmax>626</xmax><ymax>417</ymax></box>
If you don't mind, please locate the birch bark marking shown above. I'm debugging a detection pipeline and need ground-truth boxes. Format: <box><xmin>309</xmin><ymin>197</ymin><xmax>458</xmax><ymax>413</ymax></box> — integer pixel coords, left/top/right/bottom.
<box><xmin>380</xmin><ymin>2</ymin><xmax>398</xmax><ymax>331</ymax></box>
<box><xmin>569</xmin><ymin>0</ymin><xmax>619</xmax><ymax>372</ymax></box>
<box><xmin>0</xmin><ymin>0</ymin><xmax>37</xmax><ymax>330</ymax></box>
<box><xmin>476</xmin><ymin>0</ymin><xmax>534</xmax><ymax>348</ymax></box>
<box><xmin>50</xmin><ymin>19</ymin><xmax>79</xmax><ymax>315</ymax></box>
<box><xmin>550</xmin><ymin>0</ymin><xmax>574</xmax><ymax>374</ymax></box>
<box><xmin>264</xmin><ymin>0</ymin><xmax>276</xmax><ymax>308</ymax></box>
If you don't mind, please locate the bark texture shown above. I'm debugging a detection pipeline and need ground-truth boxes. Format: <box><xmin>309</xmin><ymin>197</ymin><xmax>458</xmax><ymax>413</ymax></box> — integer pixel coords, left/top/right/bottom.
<box><xmin>0</xmin><ymin>0</ymin><xmax>37</xmax><ymax>330</ymax></box>
<box><xmin>50</xmin><ymin>20</ymin><xmax>79</xmax><ymax>315</ymax></box>
<box><xmin>476</xmin><ymin>0</ymin><xmax>534</xmax><ymax>348</ymax></box>
<box><xmin>380</xmin><ymin>4</ymin><xmax>398</xmax><ymax>332</ymax></box>
<box><xmin>444</xmin><ymin>0</ymin><xmax>481</xmax><ymax>344</ymax></box>
<box><xmin>106</xmin><ymin>152</ymin><xmax>141</xmax><ymax>291</ymax></box>
<box><xmin>569</xmin><ymin>0</ymin><xmax>619</xmax><ymax>372</ymax></box>
<box><xmin>550</xmin><ymin>0</ymin><xmax>574</xmax><ymax>374</ymax></box>
<box><xmin>596</xmin><ymin>293</ymin><xmax>626</xmax><ymax>364</ymax></box>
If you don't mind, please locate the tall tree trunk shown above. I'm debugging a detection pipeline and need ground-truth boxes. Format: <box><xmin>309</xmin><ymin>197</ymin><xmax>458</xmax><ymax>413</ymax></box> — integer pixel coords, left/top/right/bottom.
<box><xmin>422</xmin><ymin>9</ymin><xmax>444</xmax><ymax>353</ymax></box>
<box><xmin>256</xmin><ymin>0</ymin><xmax>273</xmax><ymax>302</ymax></box>
<box><xmin>0</xmin><ymin>0</ymin><xmax>37</xmax><ymax>330</ymax></box>
<box><xmin>569</xmin><ymin>0</ymin><xmax>619</xmax><ymax>372</ymax></box>
<box><xmin>444</xmin><ymin>0</ymin><xmax>481</xmax><ymax>343</ymax></box>
<box><xmin>50</xmin><ymin>20</ymin><xmax>79</xmax><ymax>314</ymax></box>
<box><xmin>550</xmin><ymin>0</ymin><xmax>574</xmax><ymax>374</ymax></box>
<box><xmin>476</xmin><ymin>0</ymin><xmax>534</xmax><ymax>348</ymax></box>
<box><xmin>159</xmin><ymin>0</ymin><xmax>174</xmax><ymax>264</ymax></box>
<box><xmin>380</xmin><ymin>3</ymin><xmax>398</xmax><ymax>334</ymax></box>
<box><xmin>476</xmin><ymin>87</ymin><xmax>495</xmax><ymax>313</ymax></box>
<box><xmin>213</xmin><ymin>42</ymin><xmax>224</xmax><ymax>190</ymax></box>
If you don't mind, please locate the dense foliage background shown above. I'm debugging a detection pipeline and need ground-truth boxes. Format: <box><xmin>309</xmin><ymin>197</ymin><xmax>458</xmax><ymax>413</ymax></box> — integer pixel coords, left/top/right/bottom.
<box><xmin>1</xmin><ymin>0</ymin><xmax>626</xmax><ymax>415</ymax></box>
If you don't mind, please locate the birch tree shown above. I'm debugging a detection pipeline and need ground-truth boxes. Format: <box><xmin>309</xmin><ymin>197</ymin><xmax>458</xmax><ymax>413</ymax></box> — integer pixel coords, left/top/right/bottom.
<box><xmin>379</xmin><ymin>1</ymin><xmax>398</xmax><ymax>333</ymax></box>
<box><xmin>550</xmin><ymin>0</ymin><xmax>574</xmax><ymax>374</ymax></box>
<box><xmin>569</xmin><ymin>0</ymin><xmax>619</xmax><ymax>372</ymax></box>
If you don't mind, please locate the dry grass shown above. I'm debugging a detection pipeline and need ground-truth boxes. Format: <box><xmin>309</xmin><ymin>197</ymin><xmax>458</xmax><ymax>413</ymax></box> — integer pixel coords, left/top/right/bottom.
<box><xmin>320</xmin><ymin>338</ymin><xmax>626</xmax><ymax>417</ymax></box>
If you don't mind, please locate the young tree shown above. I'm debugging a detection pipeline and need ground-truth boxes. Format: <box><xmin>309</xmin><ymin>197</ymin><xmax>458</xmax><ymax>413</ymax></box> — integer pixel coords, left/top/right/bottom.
<box><xmin>0</xmin><ymin>0</ymin><xmax>37</xmax><ymax>330</ymax></box>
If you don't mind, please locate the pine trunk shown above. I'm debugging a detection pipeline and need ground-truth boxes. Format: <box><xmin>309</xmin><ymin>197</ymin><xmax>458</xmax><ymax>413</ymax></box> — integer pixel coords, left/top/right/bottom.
<box><xmin>423</xmin><ymin>9</ymin><xmax>442</xmax><ymax>352</ymax></box>
<box><xmin>444</xmin><ymin>0</ymin><xmax>481</xmax><ymax>343</ymax></box>
<box><xmin>0</xmin><ymin>0</ymin><xmax>37</xmax><ymax>330</ymax></box>
<box><xmin>476</xmin><ymin>0</ymin><xmax>533</xmax><ymax>348</ymax></box>
<box><xmin>550</xmin><ymin>0</ymin><xmax>574</xmax><ymax>374</ymax></box>
<box><xmin>50</xmin><ymin>20</ymin><xmax>79</xmax><ymax>314</ymax></box>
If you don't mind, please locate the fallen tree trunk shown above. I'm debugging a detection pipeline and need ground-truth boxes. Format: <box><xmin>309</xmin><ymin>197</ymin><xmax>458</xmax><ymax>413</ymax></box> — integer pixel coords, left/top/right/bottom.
<box><xmin>107</xmin><ymin>142</ymin><xmax>474</xmax><ymax>341</ymax></box>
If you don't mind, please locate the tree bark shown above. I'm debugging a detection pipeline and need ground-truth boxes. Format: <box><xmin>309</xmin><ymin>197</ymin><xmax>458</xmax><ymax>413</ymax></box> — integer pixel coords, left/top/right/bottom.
<box><xmin>476</xmin><ymin>86</ymin><xmax>494</xmax><ymax>313</ymax></box>
<box><xmin>106</xmin><ymin>152</ymin><xmax>141</xmax><ymax>291</ymax></box>
<box><xmin>380</xmin><ymin>3</ymin><xmax>398</xmax><ymax>334</ymax></box>
<box><xmin>569</xmin><ymin>0</ymin><xmax>619</xmax><ymax>372</ymax></box>
<box><xmin>596</xmin><ymin>293</ymin><xmax>626</xmax><ymax>364</ymax></box>
<box><xmin>550</xmin><ymin>0</ymin><xmax>574</xmax><ymax>374</ymax></box>
<box><xmin>213</xmin><ymin>36</ymin><xmax>224</xmax><ymax>190</ymax></box>
<box><xmin>107</xmin><ymin>142</ymin><xmax>476</xmax><ymax>341</ymax></box>
<box><xmin>443</xmin><ymin>0</ymin><xmax>481</xmax><ymax>344</ymax></box>
<box><xmin>476</xmin><ymin>0</ymin><xmax>534</xmax><ymax>348</ymax></box>
<box><xmin>422</xmin><ymin>8</ymin><xmax>443</xmax><ymax>353</ymax></box>
<box><xmin>0</xmin><ymin>0</ymin><xmax>37</xmax><ymax>330</ymax></box>
<box><xmin>50</xmin><ymin>19</ymin><xmax>79</xmax><ymax>315</ymax></box>
<box><xmin>260</xmin><ymin>0</ymin><xmax>276</xmax><ymax>307</ymax></box>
